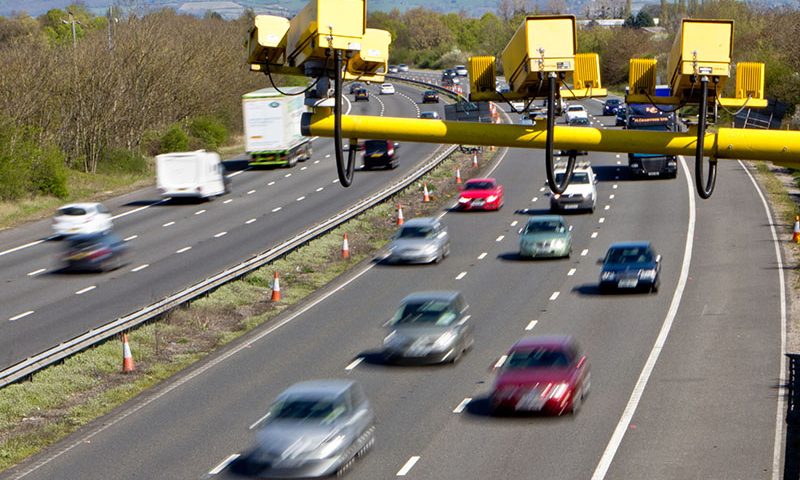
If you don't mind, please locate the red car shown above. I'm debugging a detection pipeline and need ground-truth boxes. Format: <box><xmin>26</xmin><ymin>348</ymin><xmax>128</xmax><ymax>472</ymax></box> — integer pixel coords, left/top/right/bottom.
<box><xmin>457</xmin><ymin>177</ymin><xmax>504</xmax><ymax>210</ymax></box>
<box><xmin>490</xmin><ymin>336</ymin><xmax>590</xmax><ymax>415</ymax></box>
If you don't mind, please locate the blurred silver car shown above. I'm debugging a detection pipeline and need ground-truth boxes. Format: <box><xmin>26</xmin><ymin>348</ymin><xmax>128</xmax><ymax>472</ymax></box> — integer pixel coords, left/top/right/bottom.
<box><xmin>383</xmin><ymin>291</ymin><xmax>474</xmax><ymax>364</ymax></box>
<box><xmin>385</xmin><ymin>217</ymin><xmax>450</xmax><ymax>264</ymax></box>
<box><xmin>234</xmin><ymin>380</ymin><xmax>375</xmax><ymax>478</ymax></box>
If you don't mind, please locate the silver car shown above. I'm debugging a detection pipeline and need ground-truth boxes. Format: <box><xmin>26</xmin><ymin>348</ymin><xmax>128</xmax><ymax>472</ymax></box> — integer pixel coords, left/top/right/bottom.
<box><xmin>385</xmin><ymin>217</ymin><xmax>450</xmax><ymax>264</ymax></box>
<box><xmin>383</xmin><ymin>291</ymin><xmax>474</xmax><ymax>364</ymax></box>
<box><xmin>234</xmin><ymin>380</ymin><xmax>375</xmax><ymax>478</ymax></box>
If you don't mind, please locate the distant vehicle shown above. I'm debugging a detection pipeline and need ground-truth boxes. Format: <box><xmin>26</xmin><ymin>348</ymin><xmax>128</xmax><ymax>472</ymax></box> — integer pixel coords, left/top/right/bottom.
<box><xmin>518</xmin><ymin>215</ymin><xmax>572</xmax><ymax>259</ymax></box>
<box><xmin>242</xmin><ymin>87</ymin><xmax>312</xmax><ymax>167</ymax></box>
<box><xmin>61</xmin><ymin>232</ymin><xmax>128</xmax><ymax>272</ymax></box>
<box><xmin>520</xmin><ymin>114</ymin><xmax>534</xmax><ymax>125</ymax></box>
<box><xmin>382</xmin><ymin>291</ymin><xmax>473</xmax><ymax>364</ymax></box>
<box><xmin>509</xmin><ymin>99</ymin><xmax>526</xmax><ymax>112</ymax></box>
<box><xmin>564</xmin><ymin>104</ymin><xmax>588</xmax><ymax>123</ymax></box>
<box><xmin>379</xmin><ymin>83</ymin><xmax>395</xmax><ymax>94</ymax></box>
<box><xmin>549</xmin><ymin>162</ymin><xmax>596</xmax><ymax>213</ymax></box>
<box><xmin>457</xmin><ymin>177</ymin><xmax>504</xmax><ymax>211</ymax></box>
<box><xmin>385</xmin><ymin>217</ymin><xmax>450</xmax><ymax>264</ymax></box>
<box><xmin>388</xmin><ymin>65</ymin><xmax>399</xmax><ymax>73</ymax></box>
<box><xmin>625</xmin><ymin>87</ymin><xmax>678</xmax><ymax>178</ymax></box>
<box><xmin>354</xmin><ymin>87</ymin><xmax>370</xmax><ymax>101</ymax></box>
<box><xmin>615</xmin><ymin>108</ymin><xmax>627</xmax><ymax>126</ymax></box>
<box><xmin>454</xmin><ymin>65</ymin><xmax>468</xmax><ymax>76</ymax></box>
<box><xmin>441</xmin><ymin>76</ymin><xmax>460</xmax><ymax>87</ymax></box>
<box><xmin>362</xmin><ymin>139</ymin><xmax>399</xmax><ymax>169</ymax></box>
<box><xmin>348</xmin><ymin>82</ymin><xmax>365</xmax><ymax>94</ymax></box>
<box><xmin>491</xmin><ymin>336</ymin><xmax>590</xmax><ymax>415</ymax></box>
<box><xmin>568</xmin><ymin>117</ymin><xmax>591</xmax><ymax>127</ymax></box>
<box><xmin>398</xmin><ymin>64</ymin><xmax>409</xmax><ymax>72</ymax></box>
<box><xmin>442</xmin><ymin>68</ymin><xmax>456</xmax><ymax>78</ymax></box>
<box><xmin>156</xmin><ymin>150</ymin><xmax>228</xmax><ymax>200</ymax></box>
<box><xmin>422</xmin><ymin>90</ymin><xmax>439</xmax><ymax>103</ymax></box>
<box><xmin>603</xmin><ymin>98</ymin><xmax>622</xmax><ymax>115</ymax></box>
<box><xmin>233</xmin><ymin>380</ymin><xmax>375</xmax><ymax>478</ymax></box>
<box><xmin>52</xmin><ymin>202</ymin><xmax>113</xmax><ymax>237</ymax></box>
<box><xmin>598</xmin><ymin>241</ymin><xmax>661</xmax><ymax>293</ymax></box>
<box><xmin>419</xmin><ymin>111</ymin><xmax>440</xmax><ymax>119</ymax></box>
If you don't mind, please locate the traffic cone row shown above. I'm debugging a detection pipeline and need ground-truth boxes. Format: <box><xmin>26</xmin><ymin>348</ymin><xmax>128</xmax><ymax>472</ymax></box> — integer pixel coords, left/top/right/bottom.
<box><xmin>793</xmin><ymin>215</ymin><xmax>800</xmax><ymax>244</ymax></box>
<box><xmin>122</xmin><ymin>333</ymin><xmax>135</xmax><ymax>373</ymax></box>
<box><xmin>342</xmin><ymin>233</ymin><xmax>351</xmax><ymax>259</ymax></box>
<box><xmin>271</xmin><ymin>271</ymin><xmax>281</xmax><ymax>302</ymax></box>
<box><xmin>396</xmin><ymin>204</ymin><xmax>405</xmax><ymax>225</ymax></box>
<box><xmin>422</xmin><ymin>182</ymin><xmax>430</xmax><ymax>203</ymax></box>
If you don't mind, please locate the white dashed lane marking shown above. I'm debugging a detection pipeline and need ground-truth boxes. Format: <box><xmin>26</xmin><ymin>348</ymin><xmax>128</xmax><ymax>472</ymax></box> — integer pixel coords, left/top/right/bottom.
<box><xmin>214</xmin><ymin>232</ymin><xmax>227</xmax><ymax>238</ymax></box>
<box><xmin>247</xmin><ymin>190</ymin><xmax>256</xmax><ymax>195</ymax></box>
<box><xmin>284</xmin><ymin>173</ymin><xmax>292</xmax><ymax>178</ymax></box>
<box><xmin>609</xmin><ymin>194</ymin><xmax>615</xmax><ymax>199</ymax></box>
<box><xmin>525</xmin><ymin>320</ymin><xmax>538</xmax><ymax>330</ymax></box>
<box><xmin>224</xmin><ymin>199</ymin><xmax>233</xmax><ymax>204</ymax></box>
<box><xmin>568</xmin><ymin>268</ymin><xmax>577</xmax><ymax>276</ymax></box>
<box><xmin>162</xmin><ymin>221</ymin><xmax>175</xmax><ymax>227</ymax></box>
<box><xmin>272</xmin><ymin>207</ymin><xmax>282</xmax><ymax>213</ymax></box>
<box><xmin>176</xmin><ymin>246</ymin><xmax>192</xmax><ymax>254</ymax></box>
<box><xmin>246</xmin><ymin>219</ymin><xmax>257</xmax><ymax>224</ymax></box>
<box><xmin>27</xmin><ymin>269</ymin><xmax>46</xmax><ymax>276</ymax></box>
<box><xmin>549</xmin><ymin>291</ymin><xmax>560</xmax><ymax>301</ymax></box>
<box><xmin>478</xmin><ymin>252</ymin><xmax>487</xmax><ymax>260</ymax></box>
<box><xmin>599</xmin><ymin>218</ymin><xmax>605</xmax><ymax>224</ymax></box>
<box><xmin>532</xmin><ymin>197</ymin><xmax>538</xmax><ymax>202</ymax></box>
<box><xmin>316</xmin><ymin>187</ymin><xmax>324</xmax><ymax>192</ymax></box>
<box><xmin>581</xmin><ymin>249</ymin><xmax>589</xmax><ymax>256</ymax></box>
<box><xmin>345</xmin><ymin>357</ymin><xmax>364</xmax><ymax>371</ymax></box>
<box><xmin>195</xmin><ymin>210</ymin><xmax>206</xmax><ymax>215</ymax></box>
<box><xmin>453</xmin><ymin>398</ymin><xmax>471</xmax><ymax>413</ymax></box>
<box><xmin>75</xmin><ymin>286</ymin><xmax>96</xmax><ymax>295</ymax></box>
<box><xmin>9</xmin><ymin>311</ymin><xmax>34</xmax><ymax>321</ymax></box>
<box><xmin>510</xmin><ymin>220</ymin><xmax>518</xmax><ymax>227</ymax></box>
<box><xmin>131</xmin><ymin>264</ymin><xmax>149</xmax><ymax>272</ymax></box>
<box><xmin>604</xmin><ymin>205</ymin><xmax>610</xmax><ymax>210</ymax></box>
<box><xmin>124</xmin><ymin>235</ymin><xmax>138</xmax><ymax>241</ymax></box>
<box><xmin>397</xmin><ymin>456</ymin><xmax>420</xmax><ymax>476</ymax></box>
<box><xmin>496</xmin><ymin>235</ymin><xmax>504</xmax><ymax>242</ymax></box>
<box><xmin>591</xmin><ymin>232</ymin><xmax>599</xmax><ymax>238</ymax></box>
<box><xmin>613</xmin><ymin>184</ymin><xmax>618</xmax><ymax>189</ymax></box>
<box><xmin>301</xmin><ymin>166</ymin><xmax>308</xmax><ymax>170</ymax></box>
<box><xmin>208</xmin><ymin>454</ymin><xmax>240</xmax><ymax>476</ymax></box>
<box><xmin>494</xmin><ymin>355</ymin><xmax>508</xmax><ymax>368</ymax></box>
<box><xmin>296</xmin><ymin>196</ymin><xmax>305</xmax><ymax>201</ymax></box>
<box><xmin>268</xmin><ymin>181</ymin><xmax>275</xmax><ymax>186</ymax></box>
<box><xmin>455</xmin><ymin>272</ymin><xmax>467</xmax><ymax>280</ymax></box>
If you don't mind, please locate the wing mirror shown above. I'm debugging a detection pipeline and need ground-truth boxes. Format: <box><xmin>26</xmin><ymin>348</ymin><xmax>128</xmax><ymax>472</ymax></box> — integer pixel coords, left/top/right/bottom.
<box><xmin>656</xmin><ymin>254</ymin><xmax>662</xmax><ymax>263</ymax></box>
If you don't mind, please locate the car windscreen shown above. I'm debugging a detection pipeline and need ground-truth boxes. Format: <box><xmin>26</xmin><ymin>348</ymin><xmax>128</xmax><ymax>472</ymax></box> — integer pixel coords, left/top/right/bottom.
<box><xmin>420</xmin><ymin>112</ymin><xmax>437</xmax><ymax>119</ymax></box>
<box><xmin>567</xmin><ymin>106</ymin><xmax>584</xmax><ymax>112</ymax></box>
<box><xmin>364</xmin><ymin>141</ymin><xmax>387</xmax><ymax>155</ymax></box>
<box><xmin>463</xmin><ymin>181</ymin><xmax>495</xmax><ymax>190</ymax></box>
<box><xmin>606</xmin><ymin>247</ymin><xmax>653</xmax><ymax>264</ymax></box>
<box><xmin>58</xmin><ymin>207</ymin><xmax>88</xmax><ymax>216</ymax></box>
<box><xmin>391</xmin><ymin>300</ymin><xmax>457</xmax><ymax>326</ymax></box>
<box><xmin>524</xmin><ymin>221</ymin><xmax>565</xmax><ymax>234</ymax></box>
<box><xmin>605</xmin><ymin>99</ymin><xmax>620</xmax><ymax>105</ymax></box>
<box><xmin>554</xmin><ymin>171</ymin><xmax>590</xmax><ymax>184</ymax></box>
<box><xmin>397</xmin><ymin>226</ymin><xmax>434</xmax><ymax>239</ymax></box>
<box><xmin>506</xmin><ymin>348</ymin><xmax>571</xmax><ymax>369</ymax></box>
<box><xmin>270</xmin><ymin>397</ymin><xmax>346</xmax><ymax>424</ymax></box>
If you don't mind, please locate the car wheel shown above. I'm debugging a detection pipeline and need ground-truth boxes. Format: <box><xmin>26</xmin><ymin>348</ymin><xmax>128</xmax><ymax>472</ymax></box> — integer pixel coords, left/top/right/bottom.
<box><xmin>287</xmin><ymin>155</ymin><xmax>298</xmax><ymax>168</ymax></box>
<box><xmin>389</xmin><ymin>159</ymin><xmax>398</xmax><ymax>169</ymax></box>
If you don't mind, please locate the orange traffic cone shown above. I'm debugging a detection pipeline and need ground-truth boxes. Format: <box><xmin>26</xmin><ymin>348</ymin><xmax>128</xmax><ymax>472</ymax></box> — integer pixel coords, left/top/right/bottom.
<box><xmin>396</xmin><ymin>204</ymin><xmax>405</xmax><ymax>225</ymax></box>
<box><xmin>342</xmin><ymin>233</ymin><xmax>351</xmax><ymax>259</ymax></box>
<box><xmin>122</xmin><ymin>333</ymin><xmax>135</xmax><ymax>373</ymax></box>
<box><xmin>271</xmin><ymin>271</ymin><xmax>281</xmax><ymax>302</ymax></box>
<box><xmin>455</xmin><ymin>169</ymin><xmax>462</xmax><ymax>184</ymax></box>
<box><xmin>422</xmin><ymin>182</ymin><xmax>431</xmax><ymax>203</ymax></box>
<box><xmin>793</xmin><ymin>215</ymin><xmax>800</xmax><ymax>244</ymax></box>
<box><xmin>472</xmin><ymin>153</ymin><xmax>478</xmax><ymax>168</ymax></box>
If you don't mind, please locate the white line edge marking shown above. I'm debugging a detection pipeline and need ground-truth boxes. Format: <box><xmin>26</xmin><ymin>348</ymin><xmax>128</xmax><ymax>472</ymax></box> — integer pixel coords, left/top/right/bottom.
<box><xmin>246</xmin><ymin>219</ymin><xmax>257</xmax><ymax>224</ymax></box>
<box><xmin>345</xmin><ymin>357</ymin><xmax>364</xmax><ymax>371</ymax></box>
<box><xmin>75</xmin><ymin>286</ymin><xmax>96</xmax><ymax>295</ymax></box>
<box><xmin>397</xmin><ymin>456</ymin><xmax>420</xmax><ymax>476</ymax></box>
<box><xmin>0</xmin><ymin>239</ymin><xmax>47</xmax><ymax>258</ymax></box>
<box><xmin>591</xmin><ymin>155</ymin><xmax>695</xmax><ymax>480</ymax></box>
<box><xmin>214</xmin><ymin>232</ymin><xmax>227</xmax><ymax>238</ymax></box>
<box><xmin>209</xmin><ymin>454</ymin><xmax>240</xmax><ymax>475</ymax></box>
<box><xmin>477</xmin><ymin>252</ymin><xmax>487</xmax><ymax>260</ymax></box>
<box><xmin>453</xmin><ymin>398</ymin><xmax>471</xmax><ymax>413</ymax></box>
<box><xmin>549</xmin><ymin>291</ymin><xmax>560</xmax><ymax>301</ymax></box>
<box><xmin>525</xmin><ymin>320</ymin><xmax>538</xmax><ymax>331</ymax></box>
<box><xmin>455</xmin><ymin>271</ymin><xmax>467</xmax><ymax>280</ymax></box>
<box><xmin>131</xmin><ymin>264</ymin><xmax>149</xmax><ymax>272</ymax></box>
<box><xmin>9</xmin><ymin>311</ymin><xmax>34</xmax><ymax>321</ymax></box>
<box><xmin>567</xmin><ymin>268</ymin><xmax>576</xmax><ymax>276</ymax></box>
<box><xmin>738</xmin><ymin>160</ymin><xmax>787</xmax><ymax>480</ymax></box>
<box><xmin>27</xmin><ymin>269</ymin><xmax>46</xmax><ymax>276</ymax></box>
<box><xmin>494</xmin><ymin>355</ymin><xmax>508</xmax><ymax>369</ymax></box>
<box><xmin>176</xmin><ymin>246</ymin><xmax>191</xmax><ymax>253</ymax></box>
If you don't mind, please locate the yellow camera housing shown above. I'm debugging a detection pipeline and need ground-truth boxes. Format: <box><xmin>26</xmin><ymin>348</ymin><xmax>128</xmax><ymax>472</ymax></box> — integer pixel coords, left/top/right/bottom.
<box><xmin>668</xmin><ymin>19</ymin><xmax>732</xmax><ymax>98</ymax></box>
<box><xmin>247</xmin><ymin>15</ymin><xmax>292</xmax><ymax>71</ymax></box>
<box><xmin>344</xmin><ymin>28</ymin><xmax>391</xmax><ymax>82</ymax></box>
<box><xmin>564</xmin><ymin>53</ymin><xmax>607</xmax><ymax>98</ymax></box>
<box><xmin>286</xmin><ymin>0</ymin><xmax>366</xmax><ymax>68</ymax></box>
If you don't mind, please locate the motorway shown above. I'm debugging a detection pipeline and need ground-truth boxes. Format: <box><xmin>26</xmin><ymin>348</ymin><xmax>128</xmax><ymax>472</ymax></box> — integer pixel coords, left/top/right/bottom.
<box><xmin>3</xmin><ymin>96</ymin><xmax>786</xmax><ymax>479</ymax></box>
<box><xmin>0</xmin><ymin>81</ymin><xmax>447</xmax><ymax>372</ymax></box>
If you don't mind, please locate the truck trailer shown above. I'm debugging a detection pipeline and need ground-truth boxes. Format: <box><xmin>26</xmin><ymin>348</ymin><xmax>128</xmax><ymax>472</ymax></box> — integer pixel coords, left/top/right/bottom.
<box><xmin>242</xmin><ymin>87</ymin><xmax>312</xmax><ymax>167</ymax></box>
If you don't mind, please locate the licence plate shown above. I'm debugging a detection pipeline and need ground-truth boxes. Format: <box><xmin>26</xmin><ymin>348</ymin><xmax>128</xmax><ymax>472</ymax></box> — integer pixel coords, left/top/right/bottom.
<box><xmin>371</xmin><ymin>154</ymin><xmax>382</xmax><ymax>158</ymax></box>
<box><xmin>472</xmin><ymin>199</ymin><xmax>485</xmax><ymax>206</ymax></box>
<box><xmin>515</xmin><ymin>391</ymin><xmax>545</xmax><ymax>410</ymax></box>
<box><xmin>564</xmin><ymin>204</ymin><xmax>579</xmax><ymax>209</ymax></box>
<box><xmin>619</xmin><ymin>278</ymin><xmax>638</xmax><ymax>288</ymax></box>
<box><xmin>647</xmin><ymin>172</ymin><xmax>660</xmax><ymax>176</ymax></box>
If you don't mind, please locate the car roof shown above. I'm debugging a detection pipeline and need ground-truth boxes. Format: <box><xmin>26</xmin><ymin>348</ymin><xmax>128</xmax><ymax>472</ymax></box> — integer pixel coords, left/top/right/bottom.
<box><xmin>526</xmin><ymin>215</ymin><xmax>565</xmax><ymax>223</ymax></box>
<box><xmin>400</xmin><ymin>217</ymin><xmax>438</xmax><ymax>227</ymax></box>
<box><xmin>608</xmin><ymin>241</ymin><xmax>653</xmax><ymax>250</ymax></box>
<box><xmin>400</xmin><ymin>291</ymin><xmax>461</xmax><ymax>304</ymax></box>
<box><xmin>466</xmin><ymin>177</ymin><xmax>496</xmax><ymax>183</ymax></box>
<box><xmin>279</xmin><ymin>379</ymin><xmax>357</xmax><ymax>399</ymax></box>
<box><xmin>511</xmin><ymin>335</ymin><xmax>575</xmax><ymax>351</ymax></box>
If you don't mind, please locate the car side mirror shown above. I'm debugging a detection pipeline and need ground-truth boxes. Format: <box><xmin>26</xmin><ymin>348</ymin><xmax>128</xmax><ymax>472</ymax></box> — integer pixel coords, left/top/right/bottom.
<box><xmin>596</xmin><ymin>258</ymin><xmax>604</xmax><ymax>265</ymax></box>
<box><xmin>656</xmin><ymin>254</ymin><xmax>661</xmax><ymax>263</ymax></box>
<box><xmin>518</xmin><ymin>228</ymin><xmax>523</xmax><ymax>234</ymax></box>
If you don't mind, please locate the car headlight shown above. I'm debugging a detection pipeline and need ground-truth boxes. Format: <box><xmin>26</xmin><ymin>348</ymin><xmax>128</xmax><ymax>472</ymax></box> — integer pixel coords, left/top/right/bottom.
<box><xmin>486</xmin><ymin>195</ymin><xmax>498</xmax><ymax>203</ymax></box>
<box><xmin>640</xmin><ymin>268</ymin><xmax>657</xmax><ymax>280</ymax></box>
<box><xmin>601</xmin><ymin>271</ymin><xmax>616</xmax><ymax>281</ymax></box>
<box><xmin>432</xmin><ymin>331</ymin><xmax>457</xmax><ymax>351</ymax></box>
<box><xmin>421</xmin><ymin>244</ymin><xmax>438</xmax><ymax>254</ymax></box>
<box><xmin>552</xmin><ymin>239</ymin><xmax>564</xmax><ymax>248</ymax></box>
<box><xmin>547</xmin><ymin>383</ymin><xmax>569</xmax><ymax>400</ymax></box>
<box><xmin>458</xmin><ymin>197</ymin><xmax>470</xmax><ymax>204</ymax></box>
<box><xmin>316</xmin><ymin>434</ymin><xmax>346</xmax><ymax>459</ymax></box>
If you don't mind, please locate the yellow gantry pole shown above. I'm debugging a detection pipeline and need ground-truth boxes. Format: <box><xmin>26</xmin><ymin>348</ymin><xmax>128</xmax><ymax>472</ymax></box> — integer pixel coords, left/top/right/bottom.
<box><xmin>302</xmin><ymin>112</ymin><xmax>800</xmax><ymax>165</ymax></box>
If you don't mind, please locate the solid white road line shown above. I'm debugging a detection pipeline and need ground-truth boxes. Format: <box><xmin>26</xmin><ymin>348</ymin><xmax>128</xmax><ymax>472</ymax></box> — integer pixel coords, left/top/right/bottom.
<box><xmin>162</xmin><ymin>221</ymin><xmax>175</xmax><ymax>227</ymax></box>
<box><xmin>397</xmin><ymin>456</ymin><xmax>420</xmax><ymax>476</ymax></box>
<box><xmin>478</xmin><ymin>252</ymin><xmax>487</xmax><ymax>260</ymax></box>
<box><xmin>75</xmin><ymin>286</ymin><xmax>96</xmax><ymax>295</ymax></box>
<box><xmin>495</xmin><ymin>235</ymin><xmax>504</xmax><ymax>242</ymax></box>
<box><xmin>525</xmin><ymin>320</ymin><xmax>538</xmax><ymax>331</ymax></box>
<box><xmin>345</xmin><ymin>357</ymin><xmax>364</xmax><ymax>371</ymax></box>
<box><xmin>0</xmin><ymin>239</ymin><xmax>47</xmax><ymax>258</ymax></box>
<box><xmin>27</xmin><ymin>269</ymin><xmax>46</xmax><ymax>276</ymax></box>
<box><xmin>195</xmin><ymin>209</ymin><xmax>206</xmax><ymax>215</ymax></box>
<box><xmin>581</xmin><ymin>249</ymin><xmax>589</xmax><ymax>256</ymax></box>
<box><xmin>739</xmin><ymin>160</ymin><xmax>788</xmax><ymax>480</ymax></box>
<box><xmin>455</xmin><ymin>272</ymin><xmax>467</xmax><ymax>280</ymax></box>
<box><xmin>453</xmin><ymin>398</ymin><xmax>471</xmax><ymax>413</ymax></box>
<box><xmin>591</xmin><ymin>156</ymin><xmax>695</xmax><ymax>480</ymax></box>
<box><xmin>549</xmin><ymin>291</ymin><xmax>560</xmax><ymax>301</ymax></box>
<box><xmin>131</xmin><ymin>264</ymin><xmax>149</xmax><ymax>272</ymax></box>
<box><xmin>124</xmin><ymin>235</ymin><xmax>138</xmax><ymax>241</ymax></box>
<box><xmin>176</xmin><ymin>246</ymin><xmax>192</xmax><ymax>253</ymax></box>
<box><xmin>208</xmin><ymin>454</ymin><xmax>240</xmax><ymax>475</ymax></box>
<box><xmin>567</xmin><ymin>268</ymin><xmax>576</xmax><ymax>276</ymax></box>
<box><xmin>246</xmin><ymin>219</ymin><xmax>257</xmax><ymax>225</ymax></box>
<box><xmin>223</xmin><ymin>199</ymin><xmax>233</xmax><ymax>204</ymax></box>
<box><xmin>9</xmin><ymin>311</ymin><xmax>34</xmax><ymax>321</ymax></box>
<box><xmin>214</xmin><ymin>232</ymin><xmax>227</xmax><ymax>238</ymax></box>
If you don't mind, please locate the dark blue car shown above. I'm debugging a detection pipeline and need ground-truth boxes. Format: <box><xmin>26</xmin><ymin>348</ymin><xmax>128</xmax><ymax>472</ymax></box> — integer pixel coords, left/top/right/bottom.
<box><xmin>62</xmin><ymin>232</ymin><xmax>129</xmax><ymax>272</ymax></box>
<box><xmin>598</xmin><ymin>241</ymin><xmax>660</xmax><ymax>293</ymax></box>
<box><xmin>603</xmin><ymin>98</ymin><xmax>621</xmax><ymax>116</ymax></box>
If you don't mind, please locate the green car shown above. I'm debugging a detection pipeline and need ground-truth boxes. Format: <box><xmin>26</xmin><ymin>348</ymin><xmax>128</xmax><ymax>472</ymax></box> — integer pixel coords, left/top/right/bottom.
<box><xmin>519</xmin><ymin>215</ymin><xmax>572</xmax><ymax>259</ymax></box>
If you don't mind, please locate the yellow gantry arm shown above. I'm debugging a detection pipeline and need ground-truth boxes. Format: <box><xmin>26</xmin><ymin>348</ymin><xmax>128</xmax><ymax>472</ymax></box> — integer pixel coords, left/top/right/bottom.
<box><xmin>301</xmin><ymin>112</ymin><xmax>800</xmax><ymax>165</ymax></box>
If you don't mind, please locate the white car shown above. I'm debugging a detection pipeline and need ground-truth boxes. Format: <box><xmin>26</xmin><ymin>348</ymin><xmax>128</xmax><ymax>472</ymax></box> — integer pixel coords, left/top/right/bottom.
<box><xmin>564</xmin><ymin>105</ymin><xmax>589</xmax><ymax>123</ymax></box>
<box><xmin>420</xmin><ymin>111</ymin><xmax>440</xmax><ymax>119</ymax></box>
<box><xmin>398</xmin><ymin>64</ymin><xmax>409</xmax><ymax>72</ymax></box>
<box><xmin>549</xmin><ymin>162</ymin><xmax>597</xmax><ymax>213</ymax></box>
<box><xmin>454</xmin><ymin>65</ymin><xmax>468</xmax><ymax>76</ymax></box>
<box><xmin>53</xmin><ymin>202</ymin><xmax>114</xmax><ymax>237</ymax></box>
<box><xmin>380</xmin><ymin>83</ymin><xmax>396</xmax><ymax>95</ymax></box>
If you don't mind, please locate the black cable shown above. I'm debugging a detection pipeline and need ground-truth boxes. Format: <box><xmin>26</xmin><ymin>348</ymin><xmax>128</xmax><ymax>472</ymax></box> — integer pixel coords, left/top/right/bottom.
<box><xmin>695</xmin><ymin>77</ymin><xmax>716</xmax><ymax>199</ymax></box>
<box><xmin>264</xmin><ymin>58</ymin><xmax>328</xmax><ymax>96</ymax></box>
<box><xmin>545</xmin><ymin>73</ymin><xmax>575</xmax><ymax>194</ymax></box>
<box><xmin>333</xmin><ymin>49</ymin><xmax>357</xmax><ymax>187</ymax></box>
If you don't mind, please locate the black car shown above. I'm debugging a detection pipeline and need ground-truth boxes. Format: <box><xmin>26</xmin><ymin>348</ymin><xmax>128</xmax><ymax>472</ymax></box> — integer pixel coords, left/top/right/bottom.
<box><xmin>598</xmin><ymin>241</ymin><xmax>660</xmax><ymax>293</ymax></box>
<box><xmin>422</xmin><ymin>90</ymin><xmax>439</xmax><ymax>103</ymax></box>
<box><xmin>363</xmin><ymin>139</ymin><xmax>399</xmax><ymax>169</ymax></box>
<box><xmin>442</xmin><ymin>68</ymin><xmax>456</xmax><ymax>78</ymax></box>
<box><xmin>354</xmin><ymin>87</ymin><xmax>369</xmax><ymax>101</ymax></box>
<box><xmin>616</xmin><ymin>108</ymin><xmax>627</xmax><ymax>126</ymax></box>
<box><xmin>349</xmin><ymin>82</ymin><xmax>365</xmax><ymax>94</ymax></box>
<box><xmin>62</xmin><ymin>232</ymin><xmax>129</xmax><ymax>272</ymax></box>
<box><xmin>603</xmin><ymin>98</ymin><xmax>621</xmax><ymax>116</ymax></box>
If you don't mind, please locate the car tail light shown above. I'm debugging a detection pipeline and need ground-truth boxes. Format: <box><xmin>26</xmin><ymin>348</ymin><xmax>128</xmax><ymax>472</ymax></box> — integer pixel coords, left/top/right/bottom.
<box><xmin>87</xmin><ymin>247</ymin><xmax>112</xmax><ymax>260</ymax></box>
<box><xmin>387</xmin><ymin>146</ymin><xmax>394</xmax><ymax>156</ymax></box>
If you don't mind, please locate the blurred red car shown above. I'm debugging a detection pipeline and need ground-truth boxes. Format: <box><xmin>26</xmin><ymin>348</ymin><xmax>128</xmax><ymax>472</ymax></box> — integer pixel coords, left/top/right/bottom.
<box><xmin>456</xmin><ymin>177</ymin><xmax>504</xmax><ymax>211</ymax></box>
<box><xmin>490</xmin><ymin>336</ymin><xmax>590</xmax><ymax>415</ymax></box>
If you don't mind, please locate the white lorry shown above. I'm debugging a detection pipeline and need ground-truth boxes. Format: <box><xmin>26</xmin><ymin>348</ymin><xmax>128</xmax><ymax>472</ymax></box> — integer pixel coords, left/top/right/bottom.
<box><xmin>242</xmin><ymin>87</ymin><xmax>312</xmax><ymax>167</ymax></box>
<box><xmin>156</xmin><ymin>150</ymin><xmax>229</xmax><ymax>200</ymax></box>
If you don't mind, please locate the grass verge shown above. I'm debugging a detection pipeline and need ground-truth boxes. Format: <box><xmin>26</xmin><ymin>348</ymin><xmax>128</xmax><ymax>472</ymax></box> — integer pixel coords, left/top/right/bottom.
<box><xmin>0</xmin><ymin>145</ymin><xmax>502</xmax><ymax>473</ymax></box>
